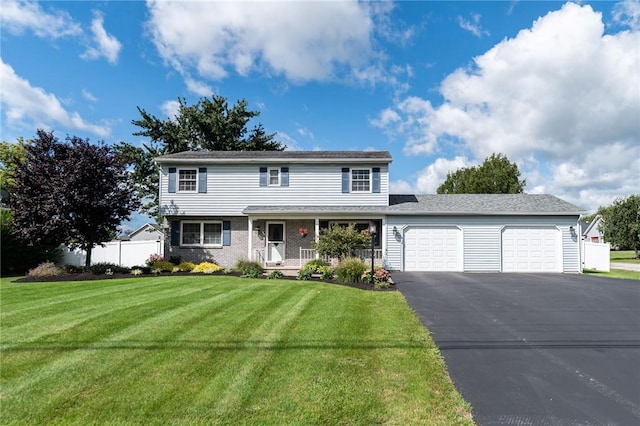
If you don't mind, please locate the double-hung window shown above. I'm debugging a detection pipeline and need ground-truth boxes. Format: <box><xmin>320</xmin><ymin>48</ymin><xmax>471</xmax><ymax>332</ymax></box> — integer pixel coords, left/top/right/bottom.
<box><xmin>178</xmin><ymin>169</ymin><xmax>197</xmax><ymax>192</ymax></box>
<box><xmin>351</xmin><ymin>169</ymin><xmax>371</xmax><ymax>192</ymax></box>
<box><xmin>268</xmin><ymin>168</ymin><xmax>280</xmax><ymax>186</ymax></box>
<box><xmin>181</xmin><ymin>221</ymin><xmax>222</xmax><ymax>246</ymax></box>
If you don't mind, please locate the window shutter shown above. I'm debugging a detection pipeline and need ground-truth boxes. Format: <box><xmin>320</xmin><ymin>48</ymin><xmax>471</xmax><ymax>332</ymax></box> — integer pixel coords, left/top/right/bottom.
<box><xmin>222</xmin><ymin>221</ymin><xmax>231</xmax><ymax>246</ymax></box>
<box><xmin>281</xmin><ymin>167</ymin><xmax>289</xmax><ymax>187</ymax></box>
<box><xmin>168</xmin><ymin>167</ymin><xmax>176</xmax><ymax>193</ymax></box>
<box><xmin>198</xmin><ymin>168</ymin><xmax>207</xmax><ymax>193</ymax></box>
<box><xmin>259</xmin><ymin>167</ymin><xmax>267</xmax><ymax>187</ymax></box>
<box><xmin>341</xmin><ymin>168</ymin><xmax>350</xmax><ymax>193</ymax></box>
<box><xmin>372</xmin><ymin>167</ymin><xmax>381</xmax><ymax>193</ymax></box>
<box><xmin>170</xmin><ymin>221</ymin><xmax>180</xmax><ymax>246</ymax></box>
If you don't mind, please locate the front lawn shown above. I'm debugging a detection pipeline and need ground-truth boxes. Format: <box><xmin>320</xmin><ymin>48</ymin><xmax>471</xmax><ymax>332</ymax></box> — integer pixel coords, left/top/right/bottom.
<box><xmin>0</xmin><ymin>276</ymin><xmax>472</xmax><ymax>425</ymax></box>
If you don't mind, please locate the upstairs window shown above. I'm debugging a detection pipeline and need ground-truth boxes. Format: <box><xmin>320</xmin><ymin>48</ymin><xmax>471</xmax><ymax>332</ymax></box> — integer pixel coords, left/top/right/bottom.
<box><xmin>178</xmin><ymin>169</ymin><xmax>197</xmax><ymax>192</ymax></box>
<box><xmin>269</xmin><ymin>168</ymin><xmax>280</xmax><ymax>186</ymax></box>
<box><xmin>351</xmin><ymin>169</ymin><xmax>371</xmax><ymax>192</ymax></box>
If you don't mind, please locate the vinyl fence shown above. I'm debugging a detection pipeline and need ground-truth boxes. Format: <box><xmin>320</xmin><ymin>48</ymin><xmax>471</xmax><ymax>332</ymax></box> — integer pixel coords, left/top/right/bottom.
<box><xmin>582</xmin><ymin>241</ymin><xmax>610</xmax><ymax>272</ymax></box>
<box><xmin>62</xmin><ymin>239</ymin><xmax>164</xmax><ymax>268</ymax></box>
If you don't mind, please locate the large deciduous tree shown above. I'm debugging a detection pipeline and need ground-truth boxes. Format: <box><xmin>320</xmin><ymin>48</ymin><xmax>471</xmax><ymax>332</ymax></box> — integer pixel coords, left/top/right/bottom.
<box><xmin>116</xmin><ymin>95</ymin><xmax>285</xmax><ymax>220</ymax></box>
<box><xmin>12</xmin><ymin>130</ymin><xmax>140</xmax><ymax>268</ymax></box>
<box><xmin>600</xmin><ymin>195</ymin><xmax>640</xmax><ymax>257</ymax></box>
<box><xmin>437</xmin><ymin>153</ymin><xmax>526</xmax><ymax>194</ymax></box>
<box><xmin>0</xmin><ymin>137</ymin><xmax>28</xmax><ymax>205</ymax></box>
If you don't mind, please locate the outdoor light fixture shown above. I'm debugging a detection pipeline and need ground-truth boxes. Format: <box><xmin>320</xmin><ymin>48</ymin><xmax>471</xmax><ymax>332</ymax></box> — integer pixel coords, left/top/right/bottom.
<box><xmin>569</xmin><ymin>225</ymin><xmax>577</xmax><ymax>237</ymax></box>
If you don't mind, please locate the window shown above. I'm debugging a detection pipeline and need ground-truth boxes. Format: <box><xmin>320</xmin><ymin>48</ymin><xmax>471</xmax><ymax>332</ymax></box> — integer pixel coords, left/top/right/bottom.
<box><xmin>269</xmin><ymin>168</ymin><xmax>280</xmax><ymax>186</ymax></box>
<box><xmin>178</xmin><ymin>169</ymin><xmax>197</xmax><ymax>192</ymax></box>
<box><xmin>351</xmin><ymin>169</ymin><xmax>370</xmax><ymax>192</ymax></box>
<box><xmin>181</xmin><ymin>221</ymin><xmax>222</xmax><ymax>246</ymax></box>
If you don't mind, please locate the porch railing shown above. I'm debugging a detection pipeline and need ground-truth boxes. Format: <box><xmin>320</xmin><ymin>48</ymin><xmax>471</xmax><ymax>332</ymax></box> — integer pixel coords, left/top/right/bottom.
<box><xmin>299</xmin><ymin>248</ymin><xmax>382</xmax><ymax>268</ymax></box>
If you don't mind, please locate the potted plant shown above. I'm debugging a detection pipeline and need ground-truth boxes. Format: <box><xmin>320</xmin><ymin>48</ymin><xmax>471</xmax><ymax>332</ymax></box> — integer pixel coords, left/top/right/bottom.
<box><xmin>299</xmin><ymin>227</ymin><xmax>308</xmax><ymax>237</ymax></box>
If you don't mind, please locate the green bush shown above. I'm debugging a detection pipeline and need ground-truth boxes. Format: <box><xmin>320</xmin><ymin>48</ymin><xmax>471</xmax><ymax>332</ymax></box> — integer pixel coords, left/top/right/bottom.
<box><xmin>297</xmin><ymin>269</ymin><xmax>313</xmax><ymax>281</ymax></box>
<box><xmin>362</xmin><ymin>267</ymin><xmax>392</xmax><ymax>288</ymax></box>
<box><xmin>317</xmin><ymin>265</ymin><xmax>335</xmax><ymax>280</ymax></box>
<box><xmin>235</xmin><ymin>260</ymin><xmax>264</xmax><ymax>278</ymax></box>
<box><xmin>267</xmin><ymin>270</ymin><xmax>284</xmax><ymax>279</ymax></box>
<box><xmin>191</xmin><ymin>262</ymin><xmax>222</xmax><ymax>274</ymax></box>
<box><xmin>90</xmin><ymin>263</ymin><xmax>130</xmax><ymax>275</ymax></box>
<box><xmin>151</xmin><ymin>260</ymin><xmax>176</xmax><ymax>272</ymax></box>
<box><xmin>177</xmin><ymin>261</ymin><xmax>196</xmax><ymax>272</ymax></box>
<box><xmin>335</xmin><ymin>258</ymin><xmax>367</xmax><ymax>284</ymax></box>
<box><xmin>27</xmin><ymin>262</ymin><xmax>63</xmax><ymax>278</ymax></box>
<box><xmin>302</xmin><ymin>258</ymin><xmax>329</xmax><ymax>272</ymax></box>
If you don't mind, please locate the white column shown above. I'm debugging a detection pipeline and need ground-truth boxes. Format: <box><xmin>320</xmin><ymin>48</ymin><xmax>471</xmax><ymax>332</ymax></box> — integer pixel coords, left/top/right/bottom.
<box><xmin>314</xmin><ymin>218</ymin><xmax>320</xmax><ymax>259</ymax></box>
<box><xmin>248</xmin><ymin>217</ymin><xmax>253</xmax><ymax>260</ymax></box>
<box><xmin>381</xmin><ymin>216</ymin><xmax>387</xmax><ymax>267</ymax></box>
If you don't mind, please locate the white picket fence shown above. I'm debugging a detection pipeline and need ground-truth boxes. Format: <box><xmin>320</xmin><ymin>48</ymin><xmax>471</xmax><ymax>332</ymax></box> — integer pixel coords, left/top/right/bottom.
<box><xmin>582</xmin><ymin>241</ymin><xmax>610</xmax><ymax>272</ymax></box>
<box><xmin>62</xmin><ymin>239</ymin><xmax>164</xmax><ymax>268</ymax></box>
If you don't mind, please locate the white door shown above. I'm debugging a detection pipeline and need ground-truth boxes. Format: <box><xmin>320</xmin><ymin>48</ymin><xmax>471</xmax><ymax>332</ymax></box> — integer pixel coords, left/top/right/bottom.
<box><xmin>502</xmin><ymin>226</ymin><xmax>561</xmax><ymax>272</ymax></box>
<box><xmin>404</xmin><ymin>227</ymin><xmax>462</xmax><ymax>271</ymax></box>
<box><xmin>266</xmin><ymin>222</ymin><xmax>285</xmax><ymax>264</ymax></box>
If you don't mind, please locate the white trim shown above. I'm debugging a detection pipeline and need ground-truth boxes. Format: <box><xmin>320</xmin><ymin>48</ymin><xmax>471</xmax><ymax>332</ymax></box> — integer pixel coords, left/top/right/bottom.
<box><xmin>500</xmin><ymin>225</ymin><xmax>562</xmax><ymax>273</ymax></box>
<box><xmin>268</xmin><ymin>167</ymin><xmax>280</xmax><ymax>186</ymax></box>
<box><xmin>266</xmin><ymin>221</ymin><xmax>286</xmax><ymax>264</ymax></box>
<box><xmin>402</xmin><ymin>225</ymin><xmax>463</xmax><ymax>272</ymax></box>
<box><xmin>350</xmin><ymin>168</ymin><xmax>372</xmax><ymax>193</ymax></box>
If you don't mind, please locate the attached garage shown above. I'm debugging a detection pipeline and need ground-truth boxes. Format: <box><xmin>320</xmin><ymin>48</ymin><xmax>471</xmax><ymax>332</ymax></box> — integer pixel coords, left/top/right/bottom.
<box><xmin>501</xmin><ymin>226</ymin><xmax>562</xmax><ymax>272</ymax></box>
<box><xmin>384</xmin><ymin>194</ymin><xmax>584</xmax><ymax>273</ymax></box>
<box><xmin>404</xmin><ymin>226</ymin><xmax>462</xmax><ymax>271</ymax></box>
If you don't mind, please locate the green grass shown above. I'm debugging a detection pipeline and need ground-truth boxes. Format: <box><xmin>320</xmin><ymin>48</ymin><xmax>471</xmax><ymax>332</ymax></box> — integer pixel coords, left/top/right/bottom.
<box><xmin>0</xmin><ymin>276</ymin><xmax>472</xmax><ymax>425</ymax></box>
<box><xmin>583</xmin><ymin>269</ymin><xmax>640</xmax><ymax>280</ymax></box>
<box><xmin>610</xmin><ymin>250</ymin><xmax>640</xmax><ymax>264</ymax></box>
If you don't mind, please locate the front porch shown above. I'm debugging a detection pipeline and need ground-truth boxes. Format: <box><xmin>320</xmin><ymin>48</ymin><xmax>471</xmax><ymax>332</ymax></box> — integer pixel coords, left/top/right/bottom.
<box><xmin>255</xmin><ymin>247</ymin><xmax>384</xmax><ymax>269</ymax></box>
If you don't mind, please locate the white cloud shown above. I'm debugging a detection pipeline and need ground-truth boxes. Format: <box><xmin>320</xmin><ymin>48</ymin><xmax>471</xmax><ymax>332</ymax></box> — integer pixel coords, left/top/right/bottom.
<box><xmin>612</xmin><ymin>0</ymin><xmax>640</xmax><ymax>30</ymax></box>
<box><xmin>0</xmin><ymin>0</ymin><xmax>81</xmax><ymax>39</ymax></box>
<box><xmin>391</xmin><ymin>156</ymin><xmax>472</xmax><ymax>195</ymax></box>
<box><xmin>144</xmin><ymin>1</ymin><xmax>396</xmax><ymax>84</ymax></box>
<box><xmin>160</xmin><ymin>100</ymin><xmax>180</xmax><ymax>120</ymax></box>
<box><xmin>374</xmin><ymin>2</ymin><xmax>640</xmax><ymax>212</ymax></box>
<box><xmin>81</xmin><ymin>12</ymin><xmax>122</xmax><ymax>64</ymax></box>
<box><xmin>457</xmin><ymin>13</ymin><xmax>490</xmax><ymax>38</ymax></box>
<box><xmin>184</xmin><ymin>77</ymin><xmax>213</xmax><ymax>97</ymax></box>
<box><xmin>82</xmin><ymin>89</ymin><xmax>97</xmax><ymax>102</ymax></box>
<box><xmin>0</xmin><ymin>58</ymin><xmax>109</xmax><ymax>136</ymax></box>
<box><xmin>296</xmin><ymin>125</ymin><xmax>314</xmax><ymax>140</ymax></box>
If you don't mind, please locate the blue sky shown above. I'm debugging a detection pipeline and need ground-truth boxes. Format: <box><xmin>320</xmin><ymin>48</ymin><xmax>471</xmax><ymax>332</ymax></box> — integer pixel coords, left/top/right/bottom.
<box><xmin>1</xmin><ymin>0</ymin><xmax>639</xmax><ymax>232</ymax></box>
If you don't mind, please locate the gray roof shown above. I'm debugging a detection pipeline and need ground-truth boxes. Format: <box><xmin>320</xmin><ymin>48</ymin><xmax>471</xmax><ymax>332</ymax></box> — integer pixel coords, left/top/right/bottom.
<box><xmin>243</xmin><ymin>194</ymin><xmax>585</xmax><ymax>216</ymax></box>
<box><xmin>155</xmin><ymin>150</ymin><xmax>392</xmax><ymax>164</ymax></box>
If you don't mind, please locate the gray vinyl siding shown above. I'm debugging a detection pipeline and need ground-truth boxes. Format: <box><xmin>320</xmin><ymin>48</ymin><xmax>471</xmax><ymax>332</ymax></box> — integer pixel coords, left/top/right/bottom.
<box><xmin>386</xmin><ymin>215</ymin><xmax>580</xmax><ymax>272</ymax></box>
<box><xmin>159</xmin><ymin>163</ymin><xmax>389</xmax><ymax>216</ymax></box>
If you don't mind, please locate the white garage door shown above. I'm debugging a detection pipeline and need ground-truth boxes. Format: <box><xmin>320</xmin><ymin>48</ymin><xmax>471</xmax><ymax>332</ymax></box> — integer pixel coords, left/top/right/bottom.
<box><xmin>502</xmin><ymin>226</ymin><xmax>561</xmax><ymax>272</ymax></box>
<box><xmin>404</xmin><ymin>227</ymin><xmax>462</xmax><ymax>271</ymax></box>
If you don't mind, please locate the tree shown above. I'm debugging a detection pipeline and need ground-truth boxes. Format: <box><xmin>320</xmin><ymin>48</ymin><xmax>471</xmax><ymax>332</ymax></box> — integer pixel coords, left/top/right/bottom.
<box><xmin>437</xmin><ymin>153</ymin><xmax>526</xmax><ymax>194</ymax></box>
<box><xmin>117</xmin><ymin>95</ymin><xmax>285</xmax><ymax>220</ymax></box>
<box><xmin>600</xmin><ymin>195</ymin><xmax>640</xmax><ymax>258</ymax></box>
<box><xmin>0</xmin><ymin>138</ymin><xmax>28</xmax><ymax>205</ymax></box>
<box><xmin>12</xmin><ymin>130</ymin><xmax>140</xmax><ymax>268</ymax></box>
<box><xmin>313</xmin><ymin>224</ymin><xmax>371</xmax><ymax>260</ymax></box>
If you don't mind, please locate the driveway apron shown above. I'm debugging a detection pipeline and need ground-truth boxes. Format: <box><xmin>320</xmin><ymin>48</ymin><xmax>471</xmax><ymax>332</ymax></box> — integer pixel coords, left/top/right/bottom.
<box><xmin>394</xmin><ymin>272</ymin><xmax>640</xmax><ymax>426</ymax></box>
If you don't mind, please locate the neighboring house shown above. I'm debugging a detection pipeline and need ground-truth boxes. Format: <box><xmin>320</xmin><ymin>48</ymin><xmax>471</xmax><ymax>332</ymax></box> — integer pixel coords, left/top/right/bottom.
<box><xmin>580</xmin><ymin>215</ymin><xmax>605</xmax><ymax>243</ymax></box>
<box><xmin>155</xmin><ymin>151</ymin><xmax>585</xmax><ymax>273</ymax></box>
<box><xmin>121</xmin><ymin>223</ymin><xmax>164</xmax><ymax>242</ymax></box>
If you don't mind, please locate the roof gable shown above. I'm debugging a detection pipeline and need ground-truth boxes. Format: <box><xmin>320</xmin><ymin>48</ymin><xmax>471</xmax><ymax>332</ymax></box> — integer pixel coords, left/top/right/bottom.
<box><xmin>155</xmin><ymin>150</ymin><xmax>392</xmax><ymax>164</ymax></box>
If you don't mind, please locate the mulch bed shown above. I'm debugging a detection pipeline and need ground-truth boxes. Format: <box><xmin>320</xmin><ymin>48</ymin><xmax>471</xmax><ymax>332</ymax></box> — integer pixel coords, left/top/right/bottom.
<box><xmin>13</xmin><ymin>272</ymin><xmax>396</xmax><ymax>291</ymax></box>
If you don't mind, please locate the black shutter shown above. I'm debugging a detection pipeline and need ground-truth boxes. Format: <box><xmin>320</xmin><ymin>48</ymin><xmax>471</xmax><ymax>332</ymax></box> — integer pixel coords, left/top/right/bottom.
<box><xmin>168</xmin><ymin>168</ymin><xmax>176</xmax><ymax>193</ymax></box>
<box><xmin>198</xmin><ymin>167</ymin><xmax>207</xmax><ymax>193</ymax></box>
<box><xmin>222</xmin><ymin>221</ymin><xmax>231</xmax><ymax>246</ymax></box>
<box><xmin>170</xmin><ymin>221</ymin><xmax>180</xmax><ymax>246</ymax></box>
<box><xmin>372</xmin><ymin>167</ymin><xmax>380</xmax><ymax>193</ymax></box>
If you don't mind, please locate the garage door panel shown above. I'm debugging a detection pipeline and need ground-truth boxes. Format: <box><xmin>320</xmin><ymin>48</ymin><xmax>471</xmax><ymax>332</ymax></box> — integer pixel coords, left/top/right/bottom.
<box><xmin>502</xmin><ymin>227</ymin><xmax>561</xmax><ymax>272</ymax></box>
<box><xmin>405</xmin><ymin>227</ymin><xmax>461</xmax><ymax>271</ymax></box>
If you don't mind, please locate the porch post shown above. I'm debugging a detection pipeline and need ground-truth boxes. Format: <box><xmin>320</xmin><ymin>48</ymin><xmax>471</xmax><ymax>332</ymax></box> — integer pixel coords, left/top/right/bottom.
<box><xmin>381</xmin><ymin>216</ymin><xmax>387</xmax><ymax>267</ymax></box>
<box><xmin>248</xmin><ymin>217</ymin><xmax>253</xmax><ymax>260</ymax></box>
<box><xmin>314</xmin><ymin>218</ymin><xmax>320</xmax><ymax>259</ymax></box>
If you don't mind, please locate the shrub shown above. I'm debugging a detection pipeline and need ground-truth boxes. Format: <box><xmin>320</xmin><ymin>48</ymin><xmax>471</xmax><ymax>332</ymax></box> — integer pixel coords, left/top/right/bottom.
<box><xmin>168</xmin><ymin>255</ymin><xmax>182</xmax><ymax>265</ymax></box>
<box><xmin>63</xmin><ymin>264</ymin><xmax>85</xmax><ymax>274</ymax></box>
<box><xmin>90</xmin><ymin>262</ymin><xmax>129</xmax><ymax>275</ymax></box>
<box><xmin>335</xmin><ymin>258</ymin><xmax>368</xmax><ymax>284</ymax></box>
<box><xmin>313</xmin><ymin>224</ymin><xmax>370</xmax><ymax>260</ymax></box>
<box><xmin>302</xmin><ymin>258</ymin><xmax>329</xmax><ymax>272</ymax></box>
<box><xmin>145</xmin><ymin>253</ymin><xmax>164</xmax><ymax>266</ymax></box>
<box><xmin>177</xmin><ymin>261</ymin><xmax>196</xmax><ymax>272</ymax></box>
<box><xmin>27</xmin><ymin>262</ymin><xmax>63</xmax><ymax>278</ymax></box>
<box><xmin>131</xmin><ymin>268</ymin><xmax>143</xmax><ymax>276</ymax></box>
<box><xmin>191</xmin><ymin>262</ymin><xmax>222</xmax><ymax>274</ymax></box>
<box><xmin>317</xmin><ymin>265</ymin><xmax>335</xmax><ymax>280</ymax></box>
<box><xmin>297</xmin><ymin>268</ymin><xmax>313</xmax><ymax>281</ymax></box>
<box><xmin>267</xmin><ymin>270</ymin><xmax>284</xmax><ymax>279</ymax></box>
<box><xmin>362</xmin><ymin>267</ymin><xmax>392</xmax><ymax>288</ymax></box>
<box><xmin>235</xmin><ymin>259</ymin><xmax>264</xmax><ymax>277</ymax></box>
<box><xmin>151</xmin><ymin>260</ymin><xmax>175</xmax><ymax>272</ymax></box>
<box><xmin>130</xmin><ymin>266</ymin><xmax>151</xmax><ymax>275</ymax></box>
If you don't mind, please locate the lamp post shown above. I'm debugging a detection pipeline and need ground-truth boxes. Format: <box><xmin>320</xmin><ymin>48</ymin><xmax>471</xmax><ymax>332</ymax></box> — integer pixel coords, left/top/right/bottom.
<box><xmin>369</xmin><ymin>222</ymin><xmax>377</xmax><ymax>279</ymax></box>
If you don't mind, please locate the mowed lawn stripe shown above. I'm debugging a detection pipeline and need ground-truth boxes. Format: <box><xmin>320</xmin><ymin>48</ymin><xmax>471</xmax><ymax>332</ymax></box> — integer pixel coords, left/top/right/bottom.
<box><xmin>0</xmin><ymin>277</ymin><xmax>473</xmax><ymax>425</ymax></box>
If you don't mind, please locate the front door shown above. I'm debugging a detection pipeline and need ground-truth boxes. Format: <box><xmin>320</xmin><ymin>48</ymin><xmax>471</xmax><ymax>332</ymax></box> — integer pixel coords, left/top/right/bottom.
<box><xmin>266</xmin><ymin>222</ymin><xmax>285</xmax><ymax>264</ymax></box>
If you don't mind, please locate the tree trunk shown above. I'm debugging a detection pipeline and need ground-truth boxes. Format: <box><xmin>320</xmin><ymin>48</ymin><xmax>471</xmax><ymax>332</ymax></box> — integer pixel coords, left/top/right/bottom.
<box><xmin>85</xmin><ymin>246</ymin><xmax>92</xmax><ymax>270</ymax></box>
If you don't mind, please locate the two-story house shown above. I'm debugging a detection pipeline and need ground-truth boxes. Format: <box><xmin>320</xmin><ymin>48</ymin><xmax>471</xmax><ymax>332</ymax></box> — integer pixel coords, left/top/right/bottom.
<box><xmin>156</xmin><ymin>150</ymin><xmax>585</xmax><ymax>273</ymax></box>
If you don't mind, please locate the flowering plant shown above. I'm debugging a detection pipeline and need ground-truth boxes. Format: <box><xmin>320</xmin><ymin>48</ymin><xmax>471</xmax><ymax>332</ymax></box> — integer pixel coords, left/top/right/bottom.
<box><xmin>299</xmin><ymin>227</ymin><xmax>308</xmax><ymax>237</ymax></box>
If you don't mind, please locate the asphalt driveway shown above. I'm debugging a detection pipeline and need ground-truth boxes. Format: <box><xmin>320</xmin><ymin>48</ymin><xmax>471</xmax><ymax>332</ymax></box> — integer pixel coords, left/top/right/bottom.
<box><xmin>393</xmin><ymin>272</ymin><xmax>640</xmax><ymax>426</ymax></box>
